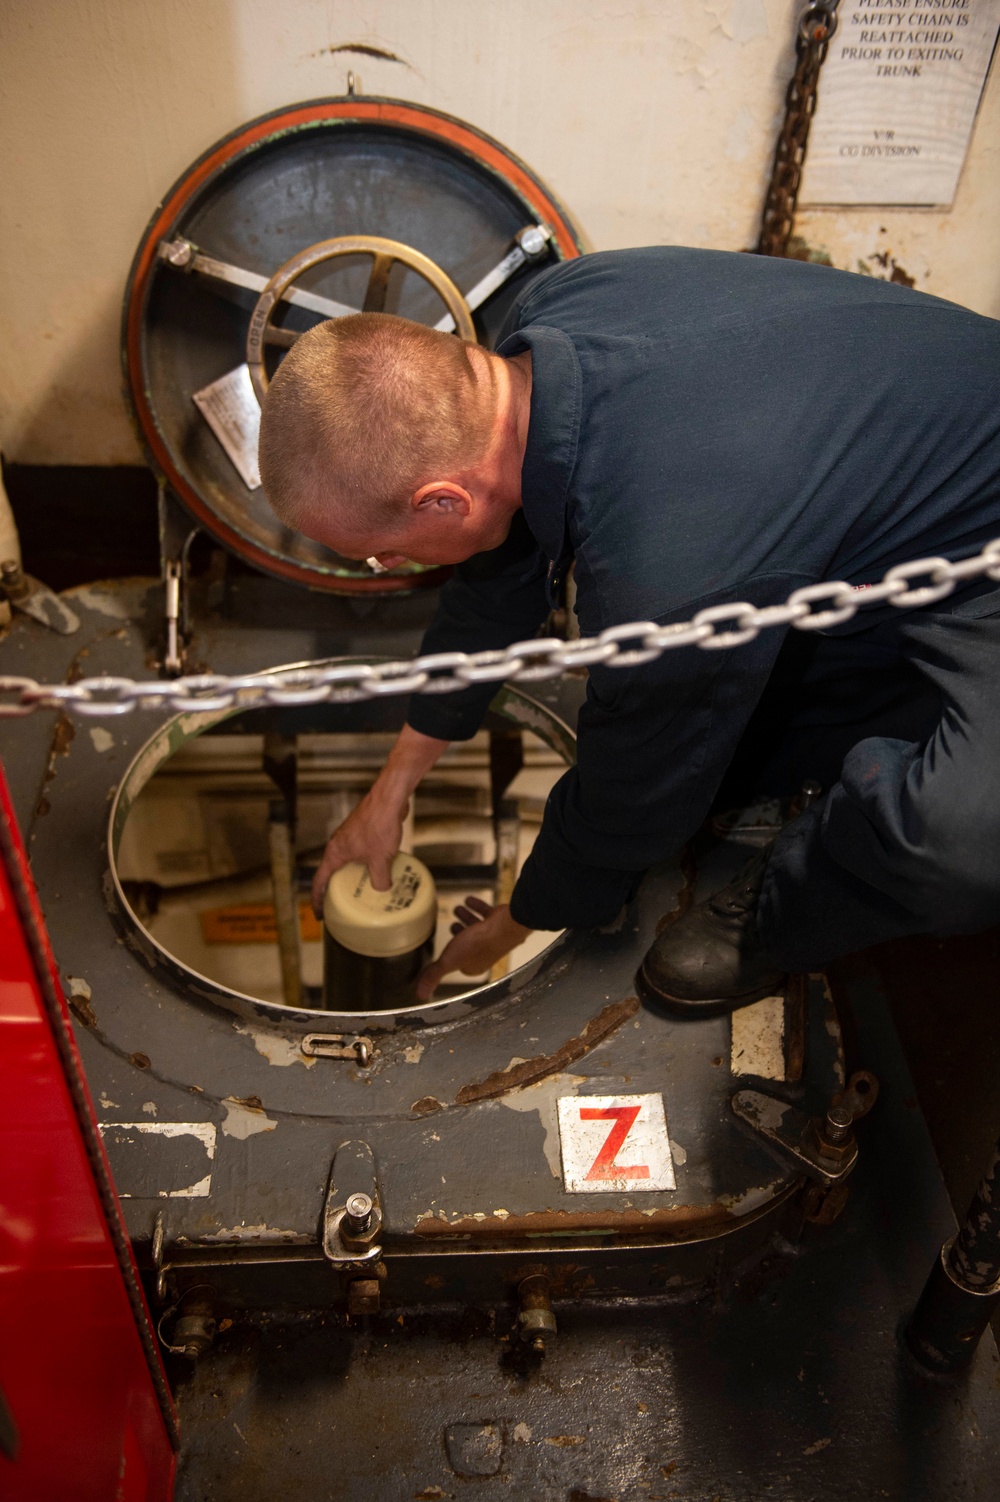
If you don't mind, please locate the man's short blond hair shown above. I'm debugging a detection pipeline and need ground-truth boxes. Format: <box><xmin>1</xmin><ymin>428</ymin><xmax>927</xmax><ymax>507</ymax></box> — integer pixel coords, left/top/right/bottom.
<box><xmin>258</xmin><ymin>313</ymin><xmax>494</xmax><ymax>540</ymax></box>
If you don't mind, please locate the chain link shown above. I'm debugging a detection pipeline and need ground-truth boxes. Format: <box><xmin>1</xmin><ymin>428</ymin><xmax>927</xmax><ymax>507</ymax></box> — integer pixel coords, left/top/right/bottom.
<box><xmin>756</xmin><ymin>1</ymin><xmax>840</xmax><ymax>258</ymax></box>
<box><xmin>3</xmin><ymin>540</ymin><xmax>1000</xmax><ymax>720</ymax></box>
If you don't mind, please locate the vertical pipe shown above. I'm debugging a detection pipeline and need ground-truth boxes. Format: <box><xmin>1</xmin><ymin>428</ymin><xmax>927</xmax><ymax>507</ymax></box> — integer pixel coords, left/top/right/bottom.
<box><xmin>268</xmin><ymin>800</ymin><xmax>302</xmax><ymax>1008</ymax></box>
<box><xmin>906</xmin><ymin>1140</ymin><xmax>1000</xmax><ymax>1372</ymax></box>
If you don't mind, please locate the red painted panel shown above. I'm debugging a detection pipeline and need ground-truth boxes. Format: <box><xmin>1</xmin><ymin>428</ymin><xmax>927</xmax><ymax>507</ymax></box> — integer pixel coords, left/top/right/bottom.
<box><xmin>0</xmin><ymin>761</ymin><xmax>176</xmax><ymax>1501</ymax></box>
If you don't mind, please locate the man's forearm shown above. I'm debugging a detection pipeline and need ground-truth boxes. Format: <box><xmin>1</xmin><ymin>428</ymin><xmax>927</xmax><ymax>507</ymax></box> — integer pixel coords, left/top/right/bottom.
<box><xmin>376</xmin><ymin>724</ymin><xmax>451</xmax><ymax>811</ymax></box>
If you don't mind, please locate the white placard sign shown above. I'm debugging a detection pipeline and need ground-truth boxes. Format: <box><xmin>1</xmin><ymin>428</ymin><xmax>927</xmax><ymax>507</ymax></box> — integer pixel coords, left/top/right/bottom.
<box><xmin>799</xmin><ymin>0</ymin><xmax>1000</xmax><ymax>206</ymax></box>
<box><xmin>557</xmin><ymin>1093</ymin><xmax>676</xmax><ymax>1194</ymax></box>
<box><xmin>192</xmin><ymin>363</ymin><xmax>263</xmax><ymax>490</ymax></box>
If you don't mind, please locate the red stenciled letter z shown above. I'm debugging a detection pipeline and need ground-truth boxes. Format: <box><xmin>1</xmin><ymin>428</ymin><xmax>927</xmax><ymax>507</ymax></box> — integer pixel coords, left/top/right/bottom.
<box><xmin>579</xmin><ymin>1105</ymin><xmax>651</xmax><ymax>1181</ymax></box>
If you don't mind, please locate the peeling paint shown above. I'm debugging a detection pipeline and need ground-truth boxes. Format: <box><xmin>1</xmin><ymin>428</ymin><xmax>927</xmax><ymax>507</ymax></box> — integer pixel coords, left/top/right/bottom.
<box><xmin>65</xmin><ymin>973</ymin><xmax>97</xmax><ymax>1028</ymax></box>
<box><xmin>97</xmin><ymin>1121</ymin><xmax>216</xmax><ymax>1198</ymax></box>
<box><xmin>72</xmin><ymin>587</ymin><xmax>130</xmax><ymax>618</ymax></box>
<box><xmin>233</xmin><ymin>1021</ymin><xmax>316</xmax><ymax>1068</ymax></box>
<box><xmin>165</xmin><ymin>1173</ymin><xmax>212</xmax><ymax>1199</ymax></box>
<box><xmin>88</xmin><ymin>726</ymin><xmax>115</xmax><ymax>753</ymax></box>
<box><xmin>500</xmin><ymin>1071</ymin><xmax>588</xmax><ymax>1178</ymax></box>
<box><xmin>716</xmin><ymin>1183</ymin><xmax>782</xmax><ymax>1219</ymax></box>
<box><xmin>731</xmin><ymin>995</ymin><xmax>786</xmax><ymax>1081</ymax></box>
<box><xmin>412</xmin><ymin>1096</ymin><xmax>444</xmax><ymax>1116</ymax></box>
<box><xmin>402</xmin><ymin>1042</ymin><xmax>425</xmax><ymax>1064</ymax></box>
<box><xmin>142</xmin><ymin>1100</ymin><xmax>157</xmax><ymax>1115</ymax></box>
<box><xmin>198</xmin><ymin>1224</ymin><xmax>311</xmax><ymax>1244</ymax></box>
<box><xmin>221</xmin><ymin>1097</ymin><xmax>277</xmax><ymax>1139</ymax></box>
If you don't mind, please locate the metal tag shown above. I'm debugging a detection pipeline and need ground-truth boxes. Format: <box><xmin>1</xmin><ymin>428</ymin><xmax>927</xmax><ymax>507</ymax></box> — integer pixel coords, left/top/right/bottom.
<box><xmin>192</xmin><ymin>364</ymin><xmax>262</xmax><ymax>490</ymax></box>
<box><xmin>557</xmin><ymin>1093</ymin><xmax>675</xmax><ymax>1194</ymax></box>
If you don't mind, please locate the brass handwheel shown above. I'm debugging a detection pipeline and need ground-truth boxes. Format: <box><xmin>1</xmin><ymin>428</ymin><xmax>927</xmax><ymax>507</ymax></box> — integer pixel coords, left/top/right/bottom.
<box><xmin>246</xmin><ymin>234</ymin><xmax>477</xmax><ymax>402</ymax></box>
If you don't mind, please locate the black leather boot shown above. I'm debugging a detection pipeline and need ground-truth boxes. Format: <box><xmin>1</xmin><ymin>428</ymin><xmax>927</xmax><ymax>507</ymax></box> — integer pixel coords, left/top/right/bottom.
<box><xmin>637</xmin><ymin>849</ymin><xmax>786</xmax><ymax>1019</ymax></box>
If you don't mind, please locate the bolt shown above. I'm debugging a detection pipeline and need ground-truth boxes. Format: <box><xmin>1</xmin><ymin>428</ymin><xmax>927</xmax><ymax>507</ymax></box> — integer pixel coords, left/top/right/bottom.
<box><xmin>824</xmin><ymin>1105</ymin><xmax>853</xmax><ymax>1144</ymax></box>
<box><xmin>165</xmin><ymin>238</ymin><xmax>194</xmax><ymax>267</ymax></box>
<box><xmin>345</xmin><ymin>1192</ymin><xmax>373</xmax><ymax>1232</ymax></box>
<box><xmin>518</xmin><ymin>225</ymin><xmax>550</xmax><ymax>258</ymax></box>
<box><xmin>516</xmin><ymin>1272</ymin><xmax>557</xmax><ymax>1355</ymax></box>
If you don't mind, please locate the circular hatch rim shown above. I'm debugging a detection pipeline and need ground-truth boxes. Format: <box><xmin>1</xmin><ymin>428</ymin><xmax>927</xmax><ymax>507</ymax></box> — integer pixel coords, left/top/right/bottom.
<box><xmin>106</xmin><ymin>665</ymin><xmax>578</xmax><ymax>1033</ymax></box>
<box><xmin>121</xmin><ymin>94</ymin><xmax>586</xmax><ymax>595</ymax></box>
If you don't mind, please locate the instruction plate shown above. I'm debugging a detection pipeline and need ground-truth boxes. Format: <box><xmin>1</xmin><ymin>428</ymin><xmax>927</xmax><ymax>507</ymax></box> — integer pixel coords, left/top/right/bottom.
<box><xmin>800</xmin><ymin>0</ymin><xmax>1000</xmax><ymax>206</ymax></box>
<box><xmin>557</xmin><ymin>1093</ymin><xmax>675</xmax><ymax>1194</ymax></box>
<box><xmin>192</xmin><ymin>363</ymin><xmax>262</xmax><ymax>489</ymax></box>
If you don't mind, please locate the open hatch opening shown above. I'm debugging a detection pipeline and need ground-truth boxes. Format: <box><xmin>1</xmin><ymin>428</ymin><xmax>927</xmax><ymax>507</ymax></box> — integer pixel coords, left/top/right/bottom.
<box><xmin>109</xmin><ymin>683</ymin><xmax>575</xmax><ymax>1019</ymax></box>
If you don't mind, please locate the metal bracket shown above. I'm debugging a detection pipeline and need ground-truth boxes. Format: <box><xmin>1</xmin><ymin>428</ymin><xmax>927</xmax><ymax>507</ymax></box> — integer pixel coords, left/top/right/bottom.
<box><xmin>158</xmin><ymin>483</ymin><xmax>200</xmax><ymax>676</ymax></box>
<box><xmin>302</xmin><ymin>1033</ymin><xmax>374</xmax><ymax>1065</ymax></box>
<box><xmin>321</xmin><ymin>1140</ymin><xmax>384</xmax><ymax>1270</ymax></box>
<box><xmin>731</xmin><ymin>1071</ymin><xmax>878</xmax><ymax>1189</ymax></box>
<box><xmin>0</xmin><ymin>559</ymin><xmax>80</xmax><ymax>635</ymax></box>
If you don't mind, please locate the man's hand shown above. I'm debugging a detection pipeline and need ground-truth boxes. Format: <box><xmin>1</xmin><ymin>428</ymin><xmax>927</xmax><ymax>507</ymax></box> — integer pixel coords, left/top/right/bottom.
<box><xmin>311</xmin><ymin>789</ymin><xmax>406</xmax><ymax>913</ymax></box>
<box><xmin>310</xmin><ymin>725</ymin><xmax>450</xmax><ymax>915</ymax></box>
<box><xmin>416</xmin><ymin>898</ymin><xmax>532</xmax><ymax>1000</ymax></box>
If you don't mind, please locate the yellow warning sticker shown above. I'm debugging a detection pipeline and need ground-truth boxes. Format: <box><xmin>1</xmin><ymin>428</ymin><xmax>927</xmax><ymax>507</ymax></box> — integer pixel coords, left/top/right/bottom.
<box><xmin>200</xmin><ymin>901</ymin><xmax>322</xmax><ymax>945</ymax></box>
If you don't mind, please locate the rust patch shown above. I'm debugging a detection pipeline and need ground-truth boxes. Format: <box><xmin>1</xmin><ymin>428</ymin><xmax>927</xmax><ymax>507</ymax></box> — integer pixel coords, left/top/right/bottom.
<box><xmin>785</xmin><ymin>973</ymin><xmax>807</xmax><ymax>1083</ymax></box>
<box><xmin>68</xmin><ymin>994</ymin><xmax>97</xmax><ymax>1029</ymax></box>
<box><xmin>785</xmin><ymin>235</ymin><xmax>833</xmax><ymax>266</ymax></box>
<box><xmin>129</xmin><ymin>1052</ymin><xmax>151</xmax><ymax>1070</ymax></box>
<box><xmin>411</xmin><ymin>1096</ymin><xmax>445</xmax><ymax>1116</ymax></box>
<box><xmin>37</xmin><ymin>713</ymin><xmax>76</xmax><ymax>815</ymax></box>
<box><xmin>413</xmin><ymin>1202</ymin><xmax>733</xmax><ymax>1240</ymax></box>
<box><xmin>454</xmin><ymin>996</ymin><xmax>640</xmax><ymax>1106</ymax></box>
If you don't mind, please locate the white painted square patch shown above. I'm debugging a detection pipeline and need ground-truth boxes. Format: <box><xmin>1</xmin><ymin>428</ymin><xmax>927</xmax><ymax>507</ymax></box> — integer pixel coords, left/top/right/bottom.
<box><xmin>557</xmin><ymin>1094</ymin><xmax>675</xmax><ymax>1194</ymax></box>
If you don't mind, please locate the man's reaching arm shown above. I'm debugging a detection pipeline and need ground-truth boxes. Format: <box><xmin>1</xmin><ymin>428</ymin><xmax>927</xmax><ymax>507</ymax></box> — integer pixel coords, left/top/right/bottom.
<box><xmin>311</xmin><ymin>725</ymin><xmax>449</xmax><ymax>910</ymax></box>
<box><xmin>312</xmin><ymin>512</ymin><xmax>550</xmax><ymax>913</ymax></box>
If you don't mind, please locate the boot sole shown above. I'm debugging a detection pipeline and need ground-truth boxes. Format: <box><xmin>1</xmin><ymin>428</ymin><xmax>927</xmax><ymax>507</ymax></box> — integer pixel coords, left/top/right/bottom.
<box><xmin>635</xmin><ymin>965</ymin><xmax>788</xmax><ymax>1021</ymax></box>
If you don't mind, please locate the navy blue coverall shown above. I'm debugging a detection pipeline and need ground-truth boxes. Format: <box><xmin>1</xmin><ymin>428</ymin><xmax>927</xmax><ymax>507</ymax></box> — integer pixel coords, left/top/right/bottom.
<box><xmin>406</xmin><ymin>248</ymin><xmax>1000</xmax><ymax>968</ymax></box>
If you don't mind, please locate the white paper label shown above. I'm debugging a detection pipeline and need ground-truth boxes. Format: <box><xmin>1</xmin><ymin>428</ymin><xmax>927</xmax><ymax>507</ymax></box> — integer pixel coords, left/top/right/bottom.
<box><xmin>192</xmin><ymin>363</ymin><xmax>262</xmax><ymax>490</ymax></box>
<box><xmin>800</xmin><ymin>0</ymin><xmax>1000</xmax><ymax>206</ymax></box>
<box><xmin>557</xmin><ymin>1093</ymin><xmax>675</xmax><ymax>1194</ymax></box>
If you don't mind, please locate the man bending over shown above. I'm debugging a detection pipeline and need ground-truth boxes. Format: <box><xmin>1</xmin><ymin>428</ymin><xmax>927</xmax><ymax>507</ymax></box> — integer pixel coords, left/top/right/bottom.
<box><xmin>257</xmin><ymin>248</ymin><xmax>1000</xmax><ymax>1010</ymax></box>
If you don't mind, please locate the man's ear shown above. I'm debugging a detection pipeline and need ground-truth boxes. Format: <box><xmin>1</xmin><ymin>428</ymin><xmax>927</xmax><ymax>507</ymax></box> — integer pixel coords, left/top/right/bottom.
<box><xmin>412</xmin><ymin>481</ymin><xmax>473</xmax><ymax>517</ymax></box>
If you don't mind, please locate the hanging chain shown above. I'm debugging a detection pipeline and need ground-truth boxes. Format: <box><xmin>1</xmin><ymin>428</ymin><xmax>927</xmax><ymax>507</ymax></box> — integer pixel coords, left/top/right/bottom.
<box><xmin>756</xmin><ymin>2</ymin><xmax>840</xmax><ymax>257</ymax></box>
<box><xmin>3</xmin><ymin>541</ymin><xmax>999</xmax><ymax>719</ymax></box>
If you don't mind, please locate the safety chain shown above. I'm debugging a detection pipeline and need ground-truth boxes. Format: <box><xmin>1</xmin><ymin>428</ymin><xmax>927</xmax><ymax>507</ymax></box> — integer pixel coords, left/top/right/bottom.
<box><xmin>3</xmin><ymin>541</ymin><xmax>999</xmax><ymax>719</ymax></box>
<box><xmin>756</xmin><ymin>1</ymin><xmax>840</xmax><ymax>257</ymax></box>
